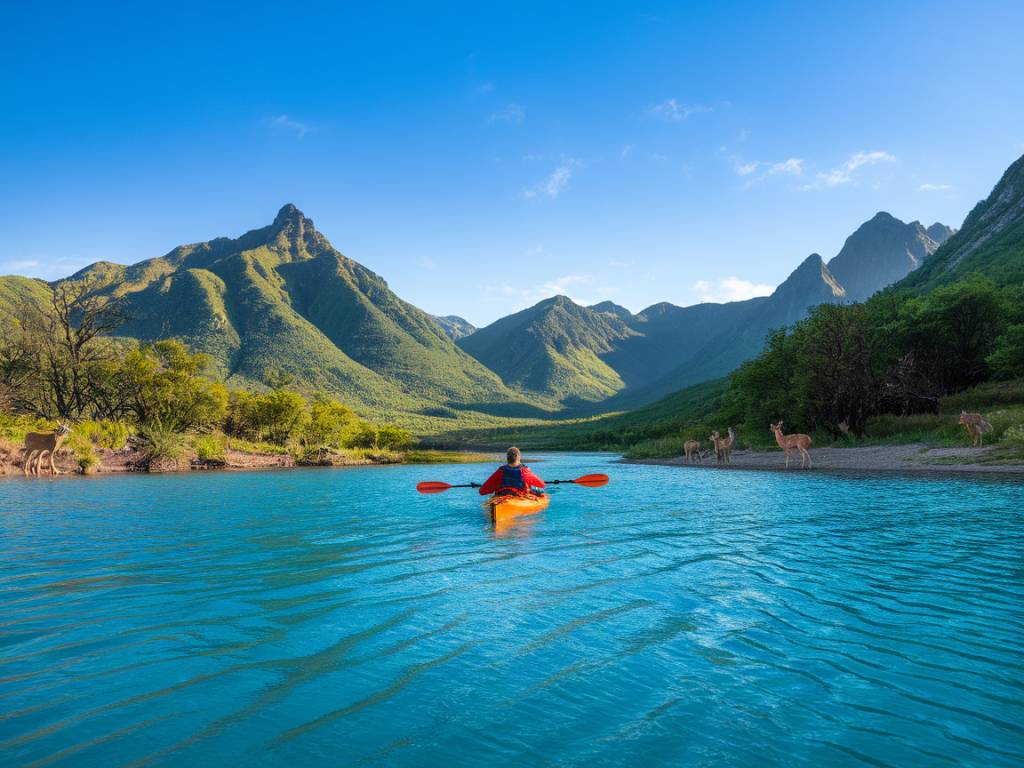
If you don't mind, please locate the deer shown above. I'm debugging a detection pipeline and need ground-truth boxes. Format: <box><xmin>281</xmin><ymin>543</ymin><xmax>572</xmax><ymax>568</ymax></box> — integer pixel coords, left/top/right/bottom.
<box><xmin>958</xmin><ymin>411</ymin><xmax>993</xmax><ymax>447</ymax></box>
<box><xmin>683</xmin><ymin>439</ymin><xmax>703</xmax><ymax>464</ymax></box>
<box><xmin>709</xmin><ymin>431</ymin><xmax>726</xmax><ymax>465</ymax></box>
<box><xmin>719</xmin><ymin>427</ymin><xmax>736</xmax><ymax>464</ymax></box>
<box><xmin>769</xmin><ymin>421</ymin><xmax>812</xmax><ymax>469</ymax></box>
<box><xmin>23</xmin><ymin>424</ymin><xmax>72</xmax><ymax>476</ymax></box>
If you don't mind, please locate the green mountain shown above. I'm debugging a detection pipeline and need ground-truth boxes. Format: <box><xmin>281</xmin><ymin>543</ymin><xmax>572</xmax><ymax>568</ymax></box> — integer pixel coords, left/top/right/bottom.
<box><xmin>457</xmin><ymin>295</ymin><xmax>638</xmax><ymax>405</ymax></box>
<box><xmin>431</xmin><ymin>314</ymin><xmax>476</xmax><ymax>340</ymax></box>
<box><xmin>459</xmin><ymin>211</ymin><xmax>947</xmax><ymax>410</ymax></box>
<box><xmin>1</xmin><ymin>205</ymin><xmax>539</xmax><ymax>421</ymax></box>
<box><xmin>898</xmin><ymin>152</ymin><xmax>1024</xmax><ymax>291</ymax></box>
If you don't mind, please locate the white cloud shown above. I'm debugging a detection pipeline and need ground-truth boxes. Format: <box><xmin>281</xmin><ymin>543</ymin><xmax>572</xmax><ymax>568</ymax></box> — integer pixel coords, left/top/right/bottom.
<box><xmin>694</xmin><ymin>276</ymin><xmax>774</xmax><ymax>303</ymax></box>
<box><xmin>918</xmin><ymin>183</ymin><xmax>953</xmax><ymax>192</ymax></box>
<box><xmin>489</xmin><ymin>103</ymin><xmax>525</xmax><ymax>123</ymax></box>
<box><xmin>647</xmin><ymin>98</ymin><xmax>712</xmax><ymax>121</ymax></box>
<box><xmin>804</xmin><ymin>150</ymin><xmax>895</xmax><ymax>189</ymax></box>
<box><xmin>732</xmin><ymin>157</ymin><xmax>804</xmax><ymax>185</ymax></box>
<box><xmin>477</xmin><ymin>81</ymin><xmax>495</xmax><ymax>94</ymax></box>
<box><xmin>522</xmin><ymin>158</ymin><xmax>578</xmax><ymax>200</ymax></box>
<box><xmin>620</xmin><ymin>144</ymin><xmax>634</xmax><ymax>159</ymax></box>
<box><xmin>418</xmin><ymin>257</ymin><xmax>438</xmax><ymax>271</ymax></box>
<box><xmin>1</xmin><ymin>254</ymin><xmax>93</xmax><ymax>281</ymax></box>
<box><xmin>485</xmin><ymin>273</ymin><xmax>605</xmax><ymax>308</ymax></box>
<box><xmin>265</xmin><ymin>114</ymin><xmax>313</xmax><ymax>138</ymax></box>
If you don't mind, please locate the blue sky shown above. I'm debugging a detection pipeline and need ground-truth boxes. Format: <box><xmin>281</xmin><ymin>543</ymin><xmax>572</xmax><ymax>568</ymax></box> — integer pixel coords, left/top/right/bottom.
<box><xmin>2</xmin><ymin>1</ymin><xmax>1022</xmax><ymax>326</ymax></box>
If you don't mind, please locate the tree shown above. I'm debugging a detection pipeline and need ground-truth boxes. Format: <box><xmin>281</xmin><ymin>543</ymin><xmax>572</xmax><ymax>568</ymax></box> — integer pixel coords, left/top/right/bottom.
<box><xmin>303</xmin><ymin>395</ymin><xmax>359</xmax><ymax>448</ymax></box>
<box><xmin>987</xmin><ymin>324</ymin><xmax>1024</xmax><ymax>380</ymax></box>
<box><xmin>12</xmin><ymin>277</ymin><xmax>129</xmax><ymax>419</ymax></box>
<box><xmin>900</xmin><ymin>276</ymin><xmax>1006</xmax><ymax>391</ymax></box>
<box><xmin>120</xmin><ymin>341</ymin><xmax>227</xmax><ymax>431</ymax></box>
<box><xmin>798</xmin><ymin>304</ymin><xmax>878</xmax><ymax>436</ymax></box>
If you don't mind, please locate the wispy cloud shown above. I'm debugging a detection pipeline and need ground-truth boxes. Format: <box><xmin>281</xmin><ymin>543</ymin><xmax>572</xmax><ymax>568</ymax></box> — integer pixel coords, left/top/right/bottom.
<box><xmin>918</xmin><ymin>183</ymin><xmax>953</xmax><ymax>192</ymax></box>
<box><xmin>265</xmin><ymin>114</ymin><xmax>314</xmax><ymax>138</ymax></box>
<box><xmin>732</xmin><ymin>156</ymin><xmax>804</xmax><ymax>184</ymax></box>
<box><xmin>620</xmin><ymin>144</ymin><xmax>634</xmax><ymax>159</ymax></box>
<box><xmin>485</xmin><ymin>273</ymin><xmax>611</xmax><ymax>309</ymax></box>
<box><xmin>477</xmin><ymin>81</ymin><xmax>495</xmax><ymax>94</ymax></box>
<box><xmin>647</xmin><ymin>98</ymin><xmax>712</xmax><ymax>122</ymax></box>
<box><xmin>694</xmin><ymin>276</ymin><xmax>774</xmax><ymax>303</ymax></box>
<box><xmin>489</xmin><ymin>103</ymin><xmax>525</xmax><ymax>124</ymax></box>
<box><xmin>1</xmin><ymin>254</ymin><xmax>93</xmax><ymax>280</ymax></box>
<box><xmin>804</xmin><ymin>150</ymin><xmax>895</xmax><ymax>189</ymax></box>
<box><xmin>522</xmin><ymin>158</ymin><xmax>578</xmax><ymax>200</ymax></box>
<box><xmin>418</xmin><ymin>257</ymin><xmax>438</xmax><ymax>271</ymax></box>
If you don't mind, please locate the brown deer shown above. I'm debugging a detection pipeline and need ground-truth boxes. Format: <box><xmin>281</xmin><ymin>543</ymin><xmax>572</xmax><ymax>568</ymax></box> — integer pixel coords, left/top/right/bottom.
<box><xmin>23</xmin><ymin>424</ymin><xmax>72</xmax><ymax>476</ymax></box>
<box><xmin>769</xmin><ymin>421</ymin><xmax>812</xmax><ymax>469</ymax></box>
<box><xmin>683</xmin><ymin>439</ymin><xmax>703</xmax><ymax>464</ymax></box>
<box><xmin>958</xmin><ymin>411</ymin><xmax>993</xmax><ymax>447</ymax></box>
<box><xmin>720</xmin><ymin>427</ymin><xmax>736</xmax><ymax>464</ymax></box>
<box><xmin>709</xmin><ymin>431</ymin><xmax>726</xmax><ymax>465</ymax></box>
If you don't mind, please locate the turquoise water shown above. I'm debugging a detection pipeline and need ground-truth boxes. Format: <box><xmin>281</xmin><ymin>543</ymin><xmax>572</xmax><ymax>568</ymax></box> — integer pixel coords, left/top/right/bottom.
<box><xmin>1</xmin><ymin>455</ymin><xmax>1023</xmax><ymax>767</ymax></box>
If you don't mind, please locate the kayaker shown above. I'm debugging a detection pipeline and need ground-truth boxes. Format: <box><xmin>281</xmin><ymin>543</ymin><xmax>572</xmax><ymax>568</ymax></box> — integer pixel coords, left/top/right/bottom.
<box><xmin>479</xmin><ymin>447</ymin><xmax>546</xmax><ymax>497</ymax></box>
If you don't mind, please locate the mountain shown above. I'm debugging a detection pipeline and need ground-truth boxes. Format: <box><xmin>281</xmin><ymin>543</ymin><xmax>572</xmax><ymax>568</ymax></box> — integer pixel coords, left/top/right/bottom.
<box><xmin>827</xmin><ymin>212</ymin><xmax>953</xmax><ymax>301</ymax></box>
<box><xmin>899</xmin><ymin>153</ymin><xmax>1024</xmax><ymax>291</ymax></box>
<box><xmin>0</xmin><ymin>205</ymin><xmax>537</xmax><ymax>420</ymax></box>
<box><xmin>431</xmin><ymin>315</ymin><xmax>476</xmax><ymax>340</ymax></box>
<box><xmin>459</xmin><ymin>212</ymin><xmax>951</xmax><ymax>409</ymax></box>
<box><xmin>457</xmin><ymin>295</ymin><xmax>638</xmax><ymax>404</ymax></box>
<box><xmin>590</xmin><ymin>301</ymin><xmax>634</xmax><ymax>320</ymax></box>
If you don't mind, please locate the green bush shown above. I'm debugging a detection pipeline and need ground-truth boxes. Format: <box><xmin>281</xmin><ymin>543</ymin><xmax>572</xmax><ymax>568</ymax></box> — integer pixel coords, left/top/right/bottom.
<box><xmin>138</xmin><ymin>422</ymin><xmax>185</xmax><ymax>462</ymax></box>
<box><xmin>75</xmin><ymin>420</ymin><xmax>131</xmax><ymax>450</ymax></box>
<box><xmin>1002</xmin><ymin>424</ymin><xmax>1024</xmax><ymax>447</ymax></box>
<box><xmin>193</xmin><ymin>433</ymin><xmax>227</xmax><ymax>462</ymax></box>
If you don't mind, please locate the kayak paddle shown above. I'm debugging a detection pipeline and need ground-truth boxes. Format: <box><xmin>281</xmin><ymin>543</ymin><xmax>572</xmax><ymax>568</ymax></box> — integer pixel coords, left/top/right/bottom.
<box><xmin>416</xmin><ymin>481</ymin><xmax>481</xmax><ymax>494</ymax></box>
<box><xmin>416</xmin><ymin>473</ymin><xmax>608</xmax><ymax>493</ymax></box>
<box><xmin>548</xmin><ymin>473</ymin><xmax>609</xmax><ymax>487</ymax></box>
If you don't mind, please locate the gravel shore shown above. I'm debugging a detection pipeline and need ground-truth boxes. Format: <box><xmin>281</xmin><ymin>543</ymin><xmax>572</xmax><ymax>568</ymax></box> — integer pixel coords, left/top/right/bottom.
<box><xmin>623</xmin><ymin>443</ymin><xmax>1024</xmax><ymax>475</ymax></box>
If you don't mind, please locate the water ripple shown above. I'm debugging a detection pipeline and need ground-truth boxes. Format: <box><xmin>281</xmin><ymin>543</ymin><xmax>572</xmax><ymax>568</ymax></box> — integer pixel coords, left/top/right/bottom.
<box><xmin>1</xmin><ymin>458</ymin><xmax>1022</xmax><ymax>767</ymax></box>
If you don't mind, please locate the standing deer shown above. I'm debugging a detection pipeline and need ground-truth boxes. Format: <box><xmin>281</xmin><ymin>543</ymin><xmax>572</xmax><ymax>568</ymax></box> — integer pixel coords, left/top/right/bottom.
<box><xmin>683</xmin><ymin>439</ymin><xmax>704</xmax><ymax>464</ymax></box>
<box><xmin>709</xmin><ymin>431</ymin><xmax>726</xmax><ymax>465</ymax></box>
<box><xmin>769</xmin><ymin>421</ymin><xmax>812</xmax><ymax>469</ymax></box>
<box><xmin>719</xmin><ymin>427</ymin><xmax>736</xmax><ymax>464</ymax></box>
<box><xmin>23</xmin><ymin>424</ymin><xmax>72</xmax><ymax>476</ymax></box>
<box><xmin>958</xmin><ymin>411</ymin><xmax>992</xmax><ymax>447</ymax></box>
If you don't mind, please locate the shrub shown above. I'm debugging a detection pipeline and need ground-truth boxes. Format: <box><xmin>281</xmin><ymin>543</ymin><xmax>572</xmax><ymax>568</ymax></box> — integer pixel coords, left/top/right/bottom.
<box><xmin>193</xmin><ymin>433</ymin><xmax>227</xmax><ymax>463</ymax></box>
<box><xmin>76</xmin><ymin>446</ymin><xmax>99</xmax><ymax>473</ymax></box>
<box><xmin>138</xmin><ymin>422</ymin><xmax>185</xmax><ymax>462</ymax></box>
<box><xmin>75</xmin><ymin>420</ymin><xmax>131</xmax><ymax>450</ymax></box>
<box><xmin>1002</xmin><ymin>424</ymin><xmax>1024</xmax><ymax>447</ymax></box>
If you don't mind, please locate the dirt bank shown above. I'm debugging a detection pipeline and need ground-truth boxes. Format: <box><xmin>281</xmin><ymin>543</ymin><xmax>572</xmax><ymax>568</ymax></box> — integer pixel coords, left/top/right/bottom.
<box><xmin>624</xmin><ymin>443</ymin><xmax>1024</xmax><ymax>475</ymax></box>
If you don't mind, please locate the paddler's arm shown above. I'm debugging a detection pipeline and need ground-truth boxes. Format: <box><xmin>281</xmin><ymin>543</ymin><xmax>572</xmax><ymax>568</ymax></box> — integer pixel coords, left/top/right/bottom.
<box><xmin>479</xmin><ymin>468</ymin><xmax>504</xmax><ymax>495</ymax></box>
<box><xmin>521</xmin><ymin>466</ymin><xmax>545</xmax><ymax>490</ymax></box>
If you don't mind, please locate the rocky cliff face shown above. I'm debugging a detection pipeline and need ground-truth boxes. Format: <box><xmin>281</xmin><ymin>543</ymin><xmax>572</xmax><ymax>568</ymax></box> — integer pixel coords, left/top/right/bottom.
<box><xmin>900</xmin><ymin>152</ymin><xmax>1024</xmax><ymax>290</ymax></box>
<box><xmin>827</xmin><ymin>212</ymin><xmax>950</xmax><ymax>302</ymax></box>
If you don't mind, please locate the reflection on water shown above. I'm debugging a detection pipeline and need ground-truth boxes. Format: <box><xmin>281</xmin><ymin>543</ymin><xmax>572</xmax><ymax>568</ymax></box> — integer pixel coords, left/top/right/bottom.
<box><xmin>1</xmin><ymin>456</ymin><xmax>1023</xmax><ymax>767</ymax></box>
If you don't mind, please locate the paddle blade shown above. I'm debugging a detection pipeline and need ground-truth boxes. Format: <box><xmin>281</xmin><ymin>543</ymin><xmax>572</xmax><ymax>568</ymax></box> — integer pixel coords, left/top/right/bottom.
<box><xmin>573</xmin><ymin>473</ymin><xmax>609</xmax><ymax>488</ymax></box>
<box><xmin>416</xmin><ymin>481</ymin><xmax>452</xmax><ymax>494</ymax></box>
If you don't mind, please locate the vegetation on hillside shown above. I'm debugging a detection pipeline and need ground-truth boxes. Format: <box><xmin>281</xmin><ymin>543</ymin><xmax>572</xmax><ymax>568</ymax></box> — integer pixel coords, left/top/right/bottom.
<box><xmin>0</xmin><ymin>282</ymin><xmax>415</xmax><ymax>469</ymax></box>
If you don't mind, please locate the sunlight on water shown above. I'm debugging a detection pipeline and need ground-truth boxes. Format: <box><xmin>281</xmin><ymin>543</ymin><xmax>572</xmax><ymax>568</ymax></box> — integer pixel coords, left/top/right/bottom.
<box><xmin>1</xmin><ymin>456</ymin><xmax>1022</xmax><ymax>767</ymax></box>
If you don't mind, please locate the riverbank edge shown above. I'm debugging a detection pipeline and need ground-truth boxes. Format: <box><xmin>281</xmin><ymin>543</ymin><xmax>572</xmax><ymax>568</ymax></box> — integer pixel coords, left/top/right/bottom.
<box><xmin>621</xmin><ymin>443</ymin><xmax>1024</xmax><ymax>475</ymax></box>
<box><xmin>1</xmin><ymin>446</ymin><xmax>500</xmax><ymax>477</ymax></box>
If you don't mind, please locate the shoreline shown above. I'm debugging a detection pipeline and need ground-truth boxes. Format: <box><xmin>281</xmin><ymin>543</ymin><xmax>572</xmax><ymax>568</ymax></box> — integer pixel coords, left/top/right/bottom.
<box><xmin>0</xmin><ymin>446</ymin><xmax>499</xmax><ymax>478</ymax></box>
<box><xmin>622</xmin><ymin>443</ymin><xmax>1024</xmax><ymax>476</ymax></box>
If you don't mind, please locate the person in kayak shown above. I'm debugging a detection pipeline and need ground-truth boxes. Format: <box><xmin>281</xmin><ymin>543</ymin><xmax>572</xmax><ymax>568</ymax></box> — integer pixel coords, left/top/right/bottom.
<box><xmin>479</xmin><ymin>447</ymin><xmax>546</xmax><ymax>497</ymax></box>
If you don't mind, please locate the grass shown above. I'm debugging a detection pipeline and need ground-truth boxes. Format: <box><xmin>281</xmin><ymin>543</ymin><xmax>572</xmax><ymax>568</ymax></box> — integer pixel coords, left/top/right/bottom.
<box><xmin>623</xmin><ymin>379</ymin><xmax>1024</xmax><ymax>460</ymax></box>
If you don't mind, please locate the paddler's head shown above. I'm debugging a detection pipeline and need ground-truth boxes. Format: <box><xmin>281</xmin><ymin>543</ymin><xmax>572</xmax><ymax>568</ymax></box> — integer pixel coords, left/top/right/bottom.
<box><xmin>506</xmin><ymin>446</ymin><xmax>521</xmax><ymax>466</ymax></box>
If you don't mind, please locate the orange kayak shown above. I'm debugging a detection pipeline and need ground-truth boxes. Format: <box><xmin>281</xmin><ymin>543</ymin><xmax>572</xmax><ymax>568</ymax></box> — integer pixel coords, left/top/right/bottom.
<box><xmin>486</xmin><ymin>493</ymin><xmax>550</xmax><ymax>522</ymax></box>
